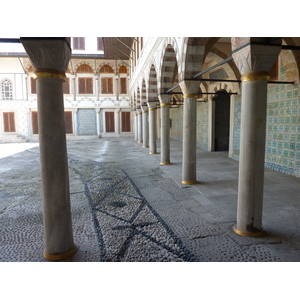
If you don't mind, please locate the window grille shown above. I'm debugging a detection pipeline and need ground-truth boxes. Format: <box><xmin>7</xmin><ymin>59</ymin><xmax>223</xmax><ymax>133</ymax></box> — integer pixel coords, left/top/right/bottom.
<box><xmin>1</xmin><ymin>79</ymin><xmax>13</xmax><ymax>100</ymax></box>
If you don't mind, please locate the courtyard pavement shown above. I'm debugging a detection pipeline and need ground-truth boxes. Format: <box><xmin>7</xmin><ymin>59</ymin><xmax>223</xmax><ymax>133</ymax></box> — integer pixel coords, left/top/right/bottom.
<box><xmin>1</xmin><ymin>136</ymin><xmax>300</xmax><ymax>263</ymax></box>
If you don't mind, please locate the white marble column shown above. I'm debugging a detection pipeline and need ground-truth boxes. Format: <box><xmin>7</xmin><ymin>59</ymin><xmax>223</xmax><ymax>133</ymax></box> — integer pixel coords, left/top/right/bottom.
<box><xmin>115</xmin><ymin>108</ymin><xmax>120</xmax><ymax>137</ymax></box>
<box><xmin>96</xmin><ymin>108</ymin><xmax>101</xmax><ymax>136</ymax></box>
<box><xmin>147</xmin><ymin>101</ymin><xmax>157</xmax><ymax>154</ymax></box>
<box><xmin>232</xmin><ymin>38</ymin><xmax>281</xmax><ymax>237</ymax></box>
<box><xmin>134</xmin><ymin>111</ymin><xmax>138</xmax><ymax>140</ymax></box>
<box><xmin>71</xmin><ymin>74</ymin><xmax>76</xmax><ymax>101</ymax></box>
<box><xmin>141</xmin><ymin>105</ymin><xmax>149</xmax><ymax>148</ymax></box>
<box><xmin>179</xmin><ymin>81</ymin><xmax>200</xmax><ymax>185</ymax></box>
<box><xmin>73</xmin><ymin>108</ymin><xmax>78</xmax><ymax>136</ymax></box>
<box><xmin>158</xmin><ymin>94</ymin><xmax>172</xmax><ymax>165</ymax></box>
<box><xmin>137</xmin><ymin>108</ymin><xmax>143</xmax><ymax>144</ymax></box>
<box><xmin>21</xmin><ymin>38</ymin><xmax>76</xmax><ymax>260</ymax></box>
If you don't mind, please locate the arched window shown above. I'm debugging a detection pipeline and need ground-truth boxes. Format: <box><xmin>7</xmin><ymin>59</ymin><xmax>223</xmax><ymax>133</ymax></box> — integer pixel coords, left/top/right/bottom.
<box><xmin>1</xmin><ymin>79</ymin><xmax>13</xmax><ymax>100</ymax></box>
<box><xmin>119</xmin><ymin>66</ymin><xmax>127</xmax><ymax>73</ymax></box>
<box><xmin>100</xmin><ymin>65</ymin><xmax>114</xmax><ymax>94</ymax></box>
<box><xmin>100</xmin><ymin>65</ymin><xmax>114</xmax><ymax>73</ymax></box>
<box><xmin>76</xmin><ymin>64</ymin><xmax>94</xmax><ymax>94</ymax></box>
<box><xmin>76</xmin><ymin>64</ymin><xmax>93</xmax><ymax>73</ymax></box>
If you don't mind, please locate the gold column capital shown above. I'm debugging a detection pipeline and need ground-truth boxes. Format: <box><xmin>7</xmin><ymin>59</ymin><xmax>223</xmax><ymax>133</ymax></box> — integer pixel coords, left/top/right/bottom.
<box><xmin>241</xmin><ymin>71</ymin><xmax>270</xmax><ymax>82</ymax></box>
<box><xmin>149</xmin><ymin>108</ymin><xmax>156</xmax><ymax>111</ymax></box>
<box><xmin>33</xmin><ymin>68</ymin><xmax>67</xmax><ymax>81</ymax></box>
<box><xmin>160</xmin><ymin>103</ymin><xmax>170</xmax><ymax>107</ymax></box>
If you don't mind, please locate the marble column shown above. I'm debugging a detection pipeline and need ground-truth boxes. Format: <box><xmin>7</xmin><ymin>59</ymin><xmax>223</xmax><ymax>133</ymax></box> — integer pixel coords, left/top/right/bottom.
<box><xmin>95</xmin><ymin>74</ymin><xmax>99</xmax><ymax>101</ymax></box>
<box><xmin>232</xmin><ymin>38</ymin><xmax>281</xmax><ymax>237</ymax></box>
<box><xmin>115</xmin><ymin>108</ymin><xmax>120</xmax><ymax>137</ymax></box>
<box><xmin>96</xmin><ymin>108</ymin><xmax>101</xmax><ymax>137</ymax></box>
<box><xmin>71</xmin><ymin>74</ymin><xmax>76</xmax><ymax>101</ymax></box>
<box><xmin>134</xmin><ymin>111</ymin><xmax>138</xmax><ymax>140</ymax></box>
<box><xmin>137</xmin><ymin>108</ymin><xmax>143</xmax><ymax>144</ymax></box>
<box><xmin>158</xmin><ymin>94</ymin><xmax>172</xmax><ymax>165</ymax></box>
<box><xmin>21</xmin><ymin>38</ymin><xmax>77</xmax><ymax>260</ymax></box>
<box><xmin>141</xmin><ymin>105</ymin><xmax>149</xmax><ymax>148</ymax></box>
<box><xmin>73</xmin><ymin>108</ymin><xmax>78</xmax><ymax>136</ymax></box>
<box><xmin>147</xmin><ymin>101</ymin><xmax>157</xmax><ymax>154</ymax></box>
<box><xmin>179</xmin><ymin>81</ymin><xmax>200</xmax><ymax>185</ymax></box>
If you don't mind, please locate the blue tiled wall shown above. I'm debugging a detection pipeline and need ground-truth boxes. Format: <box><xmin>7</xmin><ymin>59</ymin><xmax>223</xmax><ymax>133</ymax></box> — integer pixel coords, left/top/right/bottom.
<box><xmin>77</xmin><ymin>109</ymin><xmax>97</xmax><ymax>135</ymax></box>
<box><xmin>232</xmin><ymin>61</ymin><xmax>300</xmax><ymax>178</ymax></box>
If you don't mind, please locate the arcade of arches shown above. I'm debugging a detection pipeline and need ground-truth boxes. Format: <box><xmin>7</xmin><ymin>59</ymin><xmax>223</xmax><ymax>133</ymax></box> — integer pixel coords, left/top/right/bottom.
<box><xmin>16</xmin><ymin>37</ymin><xmax>300</xmax><ymax>260</ymax></box>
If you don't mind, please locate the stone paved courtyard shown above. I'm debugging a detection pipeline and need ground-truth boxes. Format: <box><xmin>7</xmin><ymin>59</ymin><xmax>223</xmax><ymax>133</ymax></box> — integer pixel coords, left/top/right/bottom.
<box><xmin>1</xmin><ymin>136</ymin><xmax>300</xmax><ymax>263</ymax></box>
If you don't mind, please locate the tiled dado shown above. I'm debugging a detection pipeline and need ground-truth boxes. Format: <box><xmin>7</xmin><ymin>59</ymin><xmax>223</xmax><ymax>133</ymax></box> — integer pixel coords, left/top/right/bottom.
<box><xmin>265</xmin><ymin>61</ymin><xmax>300</xmax><ymax>177</ymax></box>
<box><xmin>232</xmin><ymin>61</ymin><xmax>300</xmax><ymax>178</ymax></box>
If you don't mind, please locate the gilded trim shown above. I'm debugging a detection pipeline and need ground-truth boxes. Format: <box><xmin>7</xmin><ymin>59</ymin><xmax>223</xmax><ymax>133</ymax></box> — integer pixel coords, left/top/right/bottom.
<box><xmin>43</xmin><ymin>245</ymin><xmax>77</xmax><ymax>261</ymax></box>
<box><xmin>181</xmin><ymin>180</ymin><xmax>197</xmax><ymax>185</ymax></box>
<box><xmin>142</xmin><ymin>146</ymin><xmax>149</xmax><ymax>148</ymax></box>
<box><xmin>33</xmin><ymin>68</ymin><xmax>67</xmax><ymax>81</ymax></box>
<box><xmin>183</xmin><ymin>94</ymin><xmax>198</xmax><ymax>99</ymax></box>
<box><xmin>160</xmin><ymin>162</ymin><xmax>171</xmax><ymax>165</ymax></box>
<box><xmin>142</xmin><ymin>111</ymin><xmax>148</xmax><ymax>113</ymax></box>
<box><xmin>149</xmin><ymin>152</ymin><xmax>158</xmax><ymax>154</ymax></box>
<box><xmin>160</xmin><ymin>103</ymin><xmax>170</xmax><ymax>107</ymax></box>
<box><xmin>241</xmin><ymin>72</ymin><xmax>270</xmax><ymax>82</ymax></box>
<box><xmin>233</xmin><ymin>226</ymin><xmax>264</xmax><ymax>237</ymax></box>
<box><xmin>138</xmin><ymin>142</ymin><xmax>142</xmax><ymax>143</ymax></box>
<box><xmin>149</xmin><ymin>108</ymin><xmax>156</xmax><ymax>111</ymax></box>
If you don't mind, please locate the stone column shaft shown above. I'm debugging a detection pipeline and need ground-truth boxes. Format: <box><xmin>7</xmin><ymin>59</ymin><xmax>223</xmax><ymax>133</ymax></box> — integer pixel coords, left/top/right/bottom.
<box><xmin>141</xmin><ymin>105</ymin><xmax>149</xmax><ymax>148</ymax></box>
<box><xmin>96</xmin><ymin>108</ymin><xmax>101</xmax><ymax>136</ymax></box>
<box><xmin>134</xmin><ymin>111</ymin><xmax>138</xmax><ymax>140</ymax></box>
<box><xmin>179</xmin><ymin>80</ymin><xmax>200</xmax><ymax>184</ymax></box>
<box><xmin>182</xmin><ymin>95</ymin><xmax>197</xmax><ymax>184</ymax></box>
<box><xmin>148</xmin><ymin>102</ymin><xmax>157</xmax><ymax>154</ymax></box>
<box><xmin>137</xmin><ymin>108</ymin><xmax>143</xmax><ymax>143</ymax></box>
<box><xmin>232</xmin><ymin>38</ymin><xmax>281</xmax><ymax>237</ymax></box>
<box><xmin>115</xmin><ymin>109</ymin><xmax>120</xmax><ymax>137</ymax></box>
<box><xmin>159</xmin><ymin>95</ymin><xmax>172</xmax><ymax>165</ymax></box>
<box><xmin>235</xmin><ymin>76</ymin><xmax>268</xmax><ymax>235</ymax></box>
<box><xmin>37</xmin><ymin>76</ymin><xmax>76</xmax><ymax>259</ymax></box>
<box><xmin>21</xmin><ymin>38</ymin><xmax>76</xmax><ymax>260</ymax></box>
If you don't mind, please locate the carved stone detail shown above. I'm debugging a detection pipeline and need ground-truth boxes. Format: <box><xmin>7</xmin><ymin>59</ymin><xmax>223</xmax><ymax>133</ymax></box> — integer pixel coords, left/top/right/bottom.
<box><xmin>21</xmin><ymin>39</ymin><xmax>71</xmax><ymax>73</ymax></box>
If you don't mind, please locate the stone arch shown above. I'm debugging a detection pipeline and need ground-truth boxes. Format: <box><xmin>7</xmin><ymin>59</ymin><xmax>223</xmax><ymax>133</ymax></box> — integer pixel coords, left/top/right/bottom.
<box><xmin>141</xmin><ymin>79</ymin><xmax>147</xmax><ymax>105</ymax></box>
<box><xmin>205</xmin><ymin>46</ymin><xmax>241</xmax><ymax>94</ymax></box>
<box><xmin>136</xmin><ymin>87</ymin><xmax>141</xmax><ymax>108</ymax></box>
<box><xmin>180</xmin><ymin>37</ymin><xmax>220</xmax><ymax>80</ymax></box>
<box><xmin>147</xmin><ymin>62</ymin><xmax>158</xmax><ymax>102</ymax></box>
<box><xmin>210</xmin><ymin>83</ymin><xmax>233</xmax><ymax>101</ymax></box>
<box><xmin>281</xmin><ymin>37</ymin><xmax>300</xmax><ymax>84</ymax></box>
<box><xmin>158</xmin><ymin>41</ymin><xmax>180</xmax><ymax>94</ymax></box>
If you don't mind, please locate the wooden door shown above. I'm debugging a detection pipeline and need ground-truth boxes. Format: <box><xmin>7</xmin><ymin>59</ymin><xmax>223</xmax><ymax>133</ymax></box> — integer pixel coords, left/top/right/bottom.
<box><xmin>105</xmin><ymin>112</ymin><xmax>115</xmax><ymax>132</ymax></box>
<box><xmin>3</xmin><ymin>112</ymin><xmax>15</xmax><ymax>132</ymax></box>
<box><xmin>64</xmin><ymin>111</ymin><xmax>73</xmax><ymax>134</ymax></box>
<box><xmin>31</xmin><ymin>111</ymin><xmax>73</xmax><ymax>134</ymax></box>
<box><xmin>121</xmin><ymin>111</ymin><xmax>131</xmax><ymax>132</ymax></box>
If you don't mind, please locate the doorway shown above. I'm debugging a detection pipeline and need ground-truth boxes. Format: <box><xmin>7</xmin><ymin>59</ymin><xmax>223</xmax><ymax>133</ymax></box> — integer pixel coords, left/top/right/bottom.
<box><xmin>214</xmin><ymin>91</ymin><xmax>230</xmax><ymax>151</ymax></box>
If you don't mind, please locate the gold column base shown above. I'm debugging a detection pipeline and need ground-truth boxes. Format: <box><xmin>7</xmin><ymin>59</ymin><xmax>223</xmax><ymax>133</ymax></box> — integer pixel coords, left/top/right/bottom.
<box><xmin>160</xmin><ymin>162</ymin><xmax>171</xmax><ymax>165</ymax></box>
<box><xmin>43</xmin><ymin>245</ymin><xmax>77</xmax><ymax>261</ymax></box>
<box><xmin>134</xmin><ymin>139</ymin><xmax>138</xmax><ymax>140</ymax></box>
<box><xmin>138</xmin><ymin>142</ymin><xmax>142</xmax><ymax>144</ymax></box>
<box><xmin>142</xmin><ymin>146</ymin><xmax>149</xmax><ymax>148</ymax></box>
<box><xmin>233</xmin><ymin>226</ymin><xmax>264</xmax><ymax>237</ymax></box>
<box><xmin>181</xmin><ymin>180</ymin><xmax>197</xmax><ymax>185</ymax></box>
<box><xmin>149</xmin><ymin>152</ymin><xmax>158</xmax><ymax>155</ymax></box>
